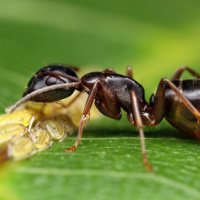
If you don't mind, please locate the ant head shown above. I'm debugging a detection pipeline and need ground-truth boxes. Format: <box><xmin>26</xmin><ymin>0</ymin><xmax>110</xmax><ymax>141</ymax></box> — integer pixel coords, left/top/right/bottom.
<box><xmin>23</xmin><ymin>64</ymin><xmax>80</xmax><ymax>102</ymax></box>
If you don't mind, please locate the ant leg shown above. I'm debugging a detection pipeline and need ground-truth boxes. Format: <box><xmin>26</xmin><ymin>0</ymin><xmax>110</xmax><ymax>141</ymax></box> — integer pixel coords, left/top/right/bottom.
<box><xmin>103</xmin><ymin>68</ymin><xmax>116</xmax><ymax>73</ymax></box>
<box><xmin>65</xmin><ymin>80</ymin><xmax>101</xmax><ymax>152</ymax></box>
<box><xmin>130</xmin><ymin>90</ymin><xmax>153</xmax><ymax>172</ymax></box>
<box><xmin>171</xmin><ymin>66</ymin><xmax>200</xmax><ymax>80</ymax></box>
<box><xmin>126</xmin><ymin>66</ymin><xmax>133</xmax><ymax>79</ymax></box>
<box><xmin>69</xmin><ymin>66</ymin><xmax>79</xmax><ymax>73</ymax></box>
<box><xmin>103</xmin><ymin>66</ymin><xmax>133</xmax><ymax>78</ymax></box>
<box><xmin>153</xmin><ymin>78</ymin><xmax>200</xmax><ymax>123</ymax></box>
<box><xmin>95</xmin><ymin>99</ymin><xmax>121</xmax><ymax>120</ymax></box>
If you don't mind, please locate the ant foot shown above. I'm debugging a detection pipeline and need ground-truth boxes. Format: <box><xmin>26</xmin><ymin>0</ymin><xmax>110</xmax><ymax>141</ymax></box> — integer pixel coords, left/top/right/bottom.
<box><xmin>65</xmin><ymin>146</ymin><xmax>76</xmax><ymax>152</ymax></box>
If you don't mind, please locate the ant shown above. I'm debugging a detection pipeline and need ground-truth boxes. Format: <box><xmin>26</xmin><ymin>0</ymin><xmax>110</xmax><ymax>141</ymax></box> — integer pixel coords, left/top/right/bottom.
<box><xmin>10</xmin><ymin>64</ymin><xmax>200</xmax><ymax>171</ymax></box>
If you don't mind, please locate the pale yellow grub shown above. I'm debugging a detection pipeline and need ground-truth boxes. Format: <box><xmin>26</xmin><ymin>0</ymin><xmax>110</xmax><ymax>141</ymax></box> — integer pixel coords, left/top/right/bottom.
<box><xmin>41</xmin><ymin>91</ymin><xmax>86</xmax><ymax>121</ymax></box>
<box><xmin>42</xmin><ymin>101</ymin><xmax>66</xmax><ymax>118</ymax></box>
<box><xmin>44</xmin><ymin>120</ymin><xmax>65</xmax><ymax>140</ymax></box>
<box><xmin>0</xmin><ymin>109</ymin><xmax>34</xmax><ymax>127</ymax></box>
<box><xmin>0</xmin><ymin>89</ymin><xmax>101</xmax><ymax>162</ymax></box>
<box><xmin>0</xmin><ymin>123</ymin><xmax>27</xmax><ymax>144</ymax></box>
<box><xmin>31</xmin><ymin>127</ymin><xmax>50</xmax><ymax>149</ymax></box>
<box><xmin>23</xmin><ymin>91</ymin><xmax>100</xmax><ymax>127</ymax></box>
<box><xmin>61</xmin><ymin>92</ymin><xmax>87</xmax><ymax>126</ymax></box>
<box><xmin>25</xmin><ymin>101</ymin><xmax>45</xmax><ymax>112</ymax></box>
<box><xmin>57</xmin><ymin>115</ymin><xmax>75</xmax><ymax>135</ymax></box>
<box><xmin>10</xmin><ymin>137</ymin><xmax>35</xmax><ymax>159</ymax></box>
<box><xmin>25</xmin><ymin>101</ymin><xmax>47</xmax><ymax>119</ymax></box>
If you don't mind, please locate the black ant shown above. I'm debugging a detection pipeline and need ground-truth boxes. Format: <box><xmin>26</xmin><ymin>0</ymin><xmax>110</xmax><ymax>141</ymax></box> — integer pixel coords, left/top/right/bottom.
<box><xmin>10</xmin><ymin>64</ymin><xmax>200</xmax><ymax>171</ymax></box>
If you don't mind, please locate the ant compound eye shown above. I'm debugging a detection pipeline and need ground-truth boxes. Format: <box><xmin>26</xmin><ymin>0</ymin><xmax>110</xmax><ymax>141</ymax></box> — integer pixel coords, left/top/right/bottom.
<box><xmin>45</xmin><ymin>76</ymin><xmax>58</xmax><ymax>86</ymax></box>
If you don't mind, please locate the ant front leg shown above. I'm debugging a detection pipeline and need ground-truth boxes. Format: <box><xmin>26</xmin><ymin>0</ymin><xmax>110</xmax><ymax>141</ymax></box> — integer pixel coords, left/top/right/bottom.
<box><xmin>129</xmin><ymin>90</ymin><xmax>153</xmax><ymax>172</ymax></box>
<box><xmin>171</xmin><ymin>66</ymin><xmax>200</xmax><ymax>80</ymax></box>
<box><xmin>65</xmin><ymin>79</ymin><xmax>121</xmax><ymax>152</ymax></box>
<box><xmin>65</xmin><ymin>80</ymin><xmax>101</xmax><ymax>152</ymax></box>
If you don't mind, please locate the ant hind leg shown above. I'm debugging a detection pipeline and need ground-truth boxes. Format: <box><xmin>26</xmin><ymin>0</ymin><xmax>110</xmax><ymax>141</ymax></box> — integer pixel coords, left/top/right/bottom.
<box><xmin>171</xmin><ymin>66</ymin><xmax>200</xmax><ymax>80</ymax></box>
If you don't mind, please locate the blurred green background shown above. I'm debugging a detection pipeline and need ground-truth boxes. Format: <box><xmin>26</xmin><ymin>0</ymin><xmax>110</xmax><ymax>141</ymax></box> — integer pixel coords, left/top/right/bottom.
<box><xmin>0</xmin><ymin>0</ymin><xmax>200</xmax><ymax>199</ymax></box>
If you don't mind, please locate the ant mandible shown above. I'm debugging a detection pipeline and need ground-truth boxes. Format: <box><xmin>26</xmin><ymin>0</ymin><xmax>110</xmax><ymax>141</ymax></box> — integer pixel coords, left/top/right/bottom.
<box><xmin>10</xmin><ymin>64</ymin><xmax>200</xmax><ymax>171</ymax></box>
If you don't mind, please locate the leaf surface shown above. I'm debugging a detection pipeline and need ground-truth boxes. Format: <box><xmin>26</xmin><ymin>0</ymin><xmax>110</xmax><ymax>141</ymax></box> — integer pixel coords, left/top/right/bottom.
<box><xmin>0</xmin><ymin>0</ymin><xmax>200</xmax><ymax>199</ymax></box>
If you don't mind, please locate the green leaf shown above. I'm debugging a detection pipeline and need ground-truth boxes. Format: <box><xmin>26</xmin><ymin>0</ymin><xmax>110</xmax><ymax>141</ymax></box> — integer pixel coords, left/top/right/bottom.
<box><xmin>1</xmin><ymin>0</ymin><xmax>200</xmax><ymax>199</ymax></box>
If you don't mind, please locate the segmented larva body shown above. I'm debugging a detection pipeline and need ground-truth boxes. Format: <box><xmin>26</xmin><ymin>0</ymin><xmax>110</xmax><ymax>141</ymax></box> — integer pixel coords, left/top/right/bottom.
<box><xmin>0</xmin><ymin>91</ymin><xmax>100</xmax><ymax>162</ymax></box>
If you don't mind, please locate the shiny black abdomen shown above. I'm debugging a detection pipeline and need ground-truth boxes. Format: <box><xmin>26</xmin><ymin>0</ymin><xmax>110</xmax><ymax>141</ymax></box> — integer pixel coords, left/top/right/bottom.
<box><xmin>165</xmin><ymin>79</ymin><xmax>200</xmax><ymax>137</ymax></box>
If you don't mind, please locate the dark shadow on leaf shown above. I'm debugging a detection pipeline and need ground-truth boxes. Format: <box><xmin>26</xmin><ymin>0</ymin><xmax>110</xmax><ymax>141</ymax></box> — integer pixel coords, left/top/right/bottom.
<box><xmin>80</xmin><ymin>126</ymin><xmax>198</xmax><ymax>142</ymax></box>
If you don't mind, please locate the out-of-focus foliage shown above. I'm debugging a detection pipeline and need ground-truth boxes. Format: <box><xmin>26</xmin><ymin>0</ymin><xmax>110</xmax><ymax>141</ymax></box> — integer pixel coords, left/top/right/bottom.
<box><xmin>0</xmin><ymin>0</ymin><xmax>200</xmax><ymax>199</ymax></box>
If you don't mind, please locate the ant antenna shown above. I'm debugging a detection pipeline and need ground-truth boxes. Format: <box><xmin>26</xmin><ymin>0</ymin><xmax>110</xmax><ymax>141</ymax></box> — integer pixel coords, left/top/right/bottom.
<box><xmin>10</xmin><ymin>82</ymin><xmax>81</xmax><ymax>113</ymax></box>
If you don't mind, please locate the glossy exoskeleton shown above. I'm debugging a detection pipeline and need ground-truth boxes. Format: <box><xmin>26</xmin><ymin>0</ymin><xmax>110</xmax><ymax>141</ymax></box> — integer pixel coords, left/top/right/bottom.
<box><xmin>10</xmin><ymin>64</ymin><xmax>200</xmax><ymax>171</ymax></box>
<box><xmin>23</xmin><ymin>65</ymin><xmax>79</xmax><ymax>102</ymax></box>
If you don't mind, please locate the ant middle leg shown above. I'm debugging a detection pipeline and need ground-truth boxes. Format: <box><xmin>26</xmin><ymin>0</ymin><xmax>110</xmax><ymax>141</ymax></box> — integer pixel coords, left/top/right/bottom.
<box><xmin>171</xmin><ymin>66</ymin><xmax>200</xmax><ymax>80</ymax></box>
<box><xmin>129</xmin><ymin>90</ymin><xmax>153</xmax><ymax>172</ymax></box>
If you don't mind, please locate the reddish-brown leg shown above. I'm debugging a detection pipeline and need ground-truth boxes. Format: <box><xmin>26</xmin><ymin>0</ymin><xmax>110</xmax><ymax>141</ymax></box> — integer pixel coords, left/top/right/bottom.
<box><xmin>171</xmin><ymin>66</ymin><xmax>200</xmax><ymax>80</ymax></box>
<box><xmin>130</xmin><ymin>90</ymin><xmax>153</xmax><ymax>172</ymax></box>
<box><xmin>103</xmin><ymin>66</ymin><xmax>133</xmax><ymax>78</ymax></box>
<box><xmin>65</xmin><ymin>78</ymin><xmax>122</xmax><ymax>151</ymax></box>
<box><xmin>126</xmin><ymin>66</ymin><xmax>133</xmax><ymax>79</ymax></box>
<box><xmin>69</xmin><ymin>66</ymin><xmax>79</xmax><ymax>72</ymax></box>
<box><xmin>103</xmin><ymin>68</ymin><xmax>116</xmax><ymax>73</ymax></box>
<box><xmin>65</xmin><ymin>80</ymin><xmax>101</xmax><ymax>152</ymax></box>
<box><xmin>95</xmin><ymin>98</ymin><xmax>121</xmax><ymax>120</ymax></box>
